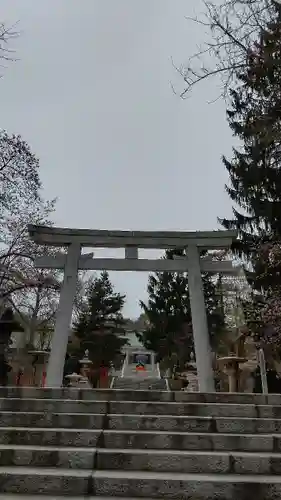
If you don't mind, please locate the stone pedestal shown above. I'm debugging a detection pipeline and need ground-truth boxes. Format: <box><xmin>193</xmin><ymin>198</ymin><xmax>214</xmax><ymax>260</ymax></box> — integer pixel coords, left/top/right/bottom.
<box><xmin>218</xmin><ymin>355</ymin><xmax>247</xmax><ymax>393</ymax></box>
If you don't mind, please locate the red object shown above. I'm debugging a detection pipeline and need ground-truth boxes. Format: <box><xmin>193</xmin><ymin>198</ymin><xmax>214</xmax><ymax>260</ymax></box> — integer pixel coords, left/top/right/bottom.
<box><xmin>100</xmin><ymin>366</ymin><xmax>108</xmax><ymax>377</ymax></box>
<box><xmin>99</xmin><ymin>366</ymin><xmax>109</xmax><ymax>388</ymax></box>
<box><xmin>136</xmin><ymin>365</ymin><xmax>146</xmax><ymax>371</ymax></box>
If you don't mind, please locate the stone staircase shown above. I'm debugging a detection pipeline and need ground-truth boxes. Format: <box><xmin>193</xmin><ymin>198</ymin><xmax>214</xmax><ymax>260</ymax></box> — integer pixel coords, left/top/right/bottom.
<box><xmin>1</xmin><ymin>388</ymin><xmax>281</xmax><ymax>498</ymax></box>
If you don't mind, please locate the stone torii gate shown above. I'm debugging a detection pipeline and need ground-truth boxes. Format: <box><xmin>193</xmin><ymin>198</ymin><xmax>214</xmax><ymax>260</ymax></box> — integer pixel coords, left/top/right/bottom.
<box><xmin>28</xmin><ymin>225</ymin><xmax>238</xmax><ymax>392</ymax></box>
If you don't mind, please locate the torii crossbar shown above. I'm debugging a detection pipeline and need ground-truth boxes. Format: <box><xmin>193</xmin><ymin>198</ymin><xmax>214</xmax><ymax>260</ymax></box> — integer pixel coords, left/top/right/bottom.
<box><xmin>29</xmin><ymin>224</ymin><xmax>238</xmax><ymax>391</ymax></box>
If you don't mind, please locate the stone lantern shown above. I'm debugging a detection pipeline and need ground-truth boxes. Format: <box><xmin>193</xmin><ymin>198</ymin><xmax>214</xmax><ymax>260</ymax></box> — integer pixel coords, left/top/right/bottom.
<box><xmin>65</xmin><ymin>372</ymin><xmax>84</xmax><ymax>387</ymax></box>
<box><xmin>64</xmin><ymin>350</ymin><xmax>93</xmax><ymax>388</ymax></box>
<box><xmin>79</xmin><ymin>349</ymin><xmax>93</xmax><ymax>379</ymax></box>
<box><xmin>27</xmin><ymin>349</ymin><xmax>50</xmax><ymax>387</ymax></box>
<box><xmin>217</xmin><ymin>353</ymin><xmax>247</xmax><ymax>392</ymax></box>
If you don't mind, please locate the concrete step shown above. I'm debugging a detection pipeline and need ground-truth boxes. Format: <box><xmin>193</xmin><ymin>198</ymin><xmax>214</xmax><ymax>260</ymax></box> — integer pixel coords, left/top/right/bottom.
<box><xmin>90</xmin><ymin>469</ymin><xmax>281</xmax><ymax>499</ymax></box>
<box><xmin>2</xmin><ymin>398</ymin><xmax>281</xmax><ymax>418</ymax></box>
<box><xmin>0</xmin><ymin>427</ymin><xmax>101</xmax><ymax>447</ymax></box>
<box><xmin>0</xmin><ymin>497</ymin><xmax>157</xmax><ymax>500</ymax></box>
<box><xmin>96</xmin><ymin>448</ymin><xmax>281</xmax><ymax>475</ymax></box>
<box><xmin>0</xmin><ymin>496</ymin><xmax>159</xmax><ymax>500</ymax></box>
<box><xmin>115</xmin><ymin>372</ymin><xmax>159</xmax><ymax>378</ymax></box>
<box><xmin>0</xmin><ymin>387</ymin><xmax>171</xmax><ymax>402</ymax></box>
<box><xmin>112</xmin><ymin>378</ymin><xmax>167</xmax><ymax>391</ymax></box>
<box><xmin>105</xmin><ymin>414</ymin><xmax>281</xmax><ymax>434</ymax></box>
<box><xmin>1</xmin><ymin>467</ymin><xmax>281</xmax><ymax>498</ymax></box>
<box><xmin>1</xmin><ymin>444</ymin><xmax>281</xmax><ymax>475</ymax></box>
<box><xmin>0</xmin><ymin>412</ymin><xmax>104</xmax><ymax>429</ymax></box>
<box><xmin>106</xmin><ymin>401</ymin><xmax>281</xmax><ymax>418</ymax></box>
<box><xmin>0</xmin><ymin>466</ymin><xmax>91</xmax><ymax>495</ymax></box>
<box><xmin>0</xmin><ymin>497</ymin><xmax>89</xmax><ymax>500</ymax></box>
<box><xmin>0</xmin><ymin>444</ymin><xmax>96</xmax><ymax>469</ymax></box>
<box><xmin>0</xmin><ymin>398</ymin><xmax>108</xmax><ymax>414</ymax></box>
<box><xmin>0</xmin><ymin>497</ymin><xmax>94</xmax><ymax>500</ymax></box>
<box><xmin>1</xmin><ymin>427</ymin><xmax>280</xmax><ymax>451</ymax></box>
<box><xmin>3</xmin><ymin>411</ymin><xmax>281</xmax><ymax>434</ymax></box>
<box><xmin>2</xmin><ymin>387</ymin><xmax>281</xmax><ymax>405</ymax></box>
<box><xmin>101</xmin><ymin>429</ymin><xmax>280</xmax><ymax>452</ymax></box>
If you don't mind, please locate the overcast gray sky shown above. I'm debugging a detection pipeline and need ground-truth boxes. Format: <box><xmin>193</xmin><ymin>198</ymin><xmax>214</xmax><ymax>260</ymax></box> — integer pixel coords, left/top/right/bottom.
<box><xmin>0</xmin><ymin>0</ymin><xmax>233</xmax><ymax>318</ymax></box>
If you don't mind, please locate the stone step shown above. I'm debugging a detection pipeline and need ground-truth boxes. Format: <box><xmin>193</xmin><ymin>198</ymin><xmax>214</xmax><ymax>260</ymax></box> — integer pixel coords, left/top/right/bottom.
<box><xmin>0</xmin><ymin>398</ymin><xmax>108</xmax><ymax>414</ymax></box>
<box><xmin>0</xmin><ymin>466</ymin><xmax>91</xmax><ymax>496</ymax></box>
<box><xmin>104</xmin><ymin>414</ymin><xmax>281</xmax><ymax>434</ymax></box>
<box><xmin>2</xmin><ymin>387</ymin><xmax>281</xmax><ymax>405</ymax></box>
<box><xmin>0</xmin><ymin>497</ymin><xmax>92</xmax><ymax>500</ymax></box>
<box><xmin>112</xmin><ymin>378</ymin><xmax>167</xmax><ymax>391</ymax></box>
<box><xmin>0</xmin><ymin>444</ymin><xmax>95</xmax><ymax>469</ymax></box>
<box><xmin>0</xmin><ymin>496</ymin><xmax>159</xmax><ymax>500</ymax></box>
<box><xmin>101</xmin><ymin>429</ymin><xmax>281</xmax><ymax>452</ymax></box>
<box><xmin>1</xmin><ymin>398</ymin><xmax>281</xmax><ymax>418</ymax></box>
<box><xmin>3</xmin><ymin>411</ymin><xmax>281</xmax><ymax>434</ymax></box>
<box><xmin>0</xmin><ymin>412</ymin><xmax>104</xmax><ymax>429</ymax></box>
<box><xmin>0</xmin><ymin>427</ymin><xmax>100</xmax><ymax>447</ymax></box>
<box><xmin>0</xmin><ymin>387</ymin><xmax>171</xmax><ymax>402</ymax></box>
<box><xmin>0</xmin><ymin>427</ymin><xmax>280</xmax><ymax>451</ymax></box>
<box><xmin>0</xmin><ymin>497</ymin><xmax>156</xmax><ymax>500</ymax></box>
<box><xmin>106</xmin><ymin>401</ymin><xmax>281</xmax><ymax>418</ymax></box>
<box><xmin>1</xmin><ymin>444</ymin><xmax>281</xmax><ymax>475</ymax></box>
<box><xmin>89</xmin><ymin>469</ymin><xmax>281</xmax><ymax>499</ymax></box>
<box><xmin>1</xmin><ymin>467</ymin><xmax>281</xmax><ymax>498</ymax></box>
<box><xmin>97</xmin><ymin>448</ymin><xmax>281</xmax><ymax>475</ymax></box>
<box><xmin>0</xmin><ymin>497</ymin><xmax>87</xmax><ymax>500</ymax></box>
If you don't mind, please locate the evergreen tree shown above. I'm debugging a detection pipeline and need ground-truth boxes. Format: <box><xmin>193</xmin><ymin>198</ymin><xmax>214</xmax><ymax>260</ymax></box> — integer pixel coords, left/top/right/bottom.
<box><xmin>73</xmin><ymin>271</ymin><xmax>127</xmax><ymax>367</ymax></box>
<box><xmin>219</xmin><ymin>5</ymin><xmax>281</xmax><ymax>349</ymax></box>
<box><xmin>139</xmin><ymin>249</ymin><xmax>225</xmax><ymax>364</ymax></box>
<box><xmin>220</xmin><ymin>3</ymin><xmax>281</xmax><ymax>255</ymax></box>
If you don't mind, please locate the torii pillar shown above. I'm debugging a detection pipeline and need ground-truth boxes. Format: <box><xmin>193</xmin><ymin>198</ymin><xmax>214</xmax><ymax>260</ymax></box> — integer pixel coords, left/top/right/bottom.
<box><xmin>187</xmin><ymin>245</ymin><xmax>215</xmax><ymax>393</ymax></box>
<box><xmin>46</xmin><ymin>243</ymin><xmax>81</xmax><ymax>387</ymax></box>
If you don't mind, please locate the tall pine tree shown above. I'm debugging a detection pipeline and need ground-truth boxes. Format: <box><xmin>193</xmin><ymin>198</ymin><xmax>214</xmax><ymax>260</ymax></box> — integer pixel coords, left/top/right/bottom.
<box><xmin>73</xmin><ymin>271</ymin><xmax>127</xmax><ymax>367</ymax></box>
<box><xmin>219</xmin><ymin>4</ymin><xmax>281</xmax><ymax>347</ymax></box>
<box><xmin>139</xmin><ymin>249</ymin><xmax>225</xmax><ymax>365</ymax></box>
<box><xmin>220</xmin><ymin>3</ymin><xmax>281</xmax><ymax>254</ymax></box>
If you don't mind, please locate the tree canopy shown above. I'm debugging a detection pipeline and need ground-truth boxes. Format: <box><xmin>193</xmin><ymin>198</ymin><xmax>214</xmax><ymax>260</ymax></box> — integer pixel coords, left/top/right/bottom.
<box><xmin>0</xmin><ymin>129</ymin><xmax>59</xmax><ymax>347</ymax></box>
<box><xmin>73</xmin><ymin>271</ymin><xmax>127</xmax><ymax>367</ymax></box>
<box><xmin>220</xmin><ymin>4</ymin><xmax>281</xmax><ymax>249</ymax></box>
<box><xmin>139</xmin><ymin>249</ymin><xmax>225</xmax><ymax>365</ymax></box>
<box><xmin>216</xmin><ymin>2</ymin><xmax>281</xmax><ymax>349</ymax></box>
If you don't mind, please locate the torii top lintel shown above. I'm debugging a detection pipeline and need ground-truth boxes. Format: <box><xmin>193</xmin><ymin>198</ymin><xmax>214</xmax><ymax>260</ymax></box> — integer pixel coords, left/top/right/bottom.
<box><xmin>28</xmin><ymin>225</ymin><xmax>237</xmax><ymax>250</ymax></box>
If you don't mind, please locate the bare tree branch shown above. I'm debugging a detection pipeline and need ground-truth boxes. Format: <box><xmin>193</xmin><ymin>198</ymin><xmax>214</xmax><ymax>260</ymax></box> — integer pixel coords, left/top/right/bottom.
<box><xmin>179</xmin><ymin>0</ymin><xmax>277</xmax><ymax>99</ymax></box>
<box><xmin>0</xmin><ymin>21</ymin><xmax>19</xmax><ymax>75</ymax></box>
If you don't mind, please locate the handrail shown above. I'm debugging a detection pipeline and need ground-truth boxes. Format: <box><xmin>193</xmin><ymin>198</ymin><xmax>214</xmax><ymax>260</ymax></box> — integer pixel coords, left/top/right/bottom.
<box><xmin>258</xmin><ymin>348</ymin><xmax>268</xmax><ymax>395</ymax></box>
<box><xmin>120</xmin><ymin>355</ymin><xmax>127</xmax><ymax>378</ymax></box>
